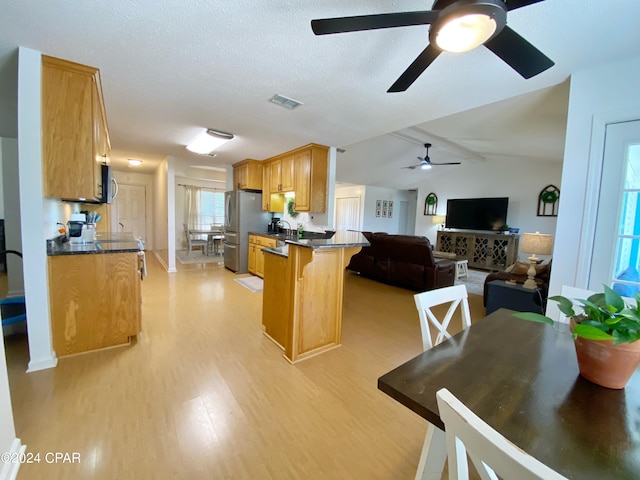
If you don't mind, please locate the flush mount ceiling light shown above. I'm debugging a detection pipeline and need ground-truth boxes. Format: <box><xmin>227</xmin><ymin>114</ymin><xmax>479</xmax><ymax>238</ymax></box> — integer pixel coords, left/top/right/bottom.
<box><xmin>128</xmin><ymin>159</ymin><xmax>142</xmax><ymax>167</ymax></box>
<box><xmin>431</xmin><ymin>1</ymin><xmax>506</xmax><ymax>53</ymax></box>
<box><xmin>186</xmin><ymin>128</ymin><xmax>234</xmax><ymax>155</ymax></box>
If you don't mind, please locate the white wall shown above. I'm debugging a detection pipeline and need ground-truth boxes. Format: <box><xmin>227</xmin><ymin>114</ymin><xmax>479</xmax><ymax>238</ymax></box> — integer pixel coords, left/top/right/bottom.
<box><xmin>362</xmin><ymin>186</ymin><xmax>416</xmax><ymax>234</ymax></box>
<box><xmin>153</xmin><ymin>158</ymin><xmax>173</xmax><ymax>270</ymax></box>
<box><xmin>18</xmin><ymin>46</ymin><xmax>57</xmax><ymax>372</ymax></box>
<box><xmin>414</xmin><ymin>158</ymin><xmax>562</xmax><ymax>245</ymax></box>
<box><xmin>549</xmin><ymin>54</ymin><xmax>640</xmax><ymax>311</ymax></box>
<box><xmin>113</xmin><ymin>170</ymin><xmax>155</xmax><ymax>250</ymax></box>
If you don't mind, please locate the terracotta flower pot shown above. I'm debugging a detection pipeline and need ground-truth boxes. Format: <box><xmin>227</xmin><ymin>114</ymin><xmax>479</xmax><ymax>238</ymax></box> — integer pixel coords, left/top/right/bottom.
<box><xmin>571</xmin><ymin>318</ymin><xmax>640</xmax><ymax>389</ymax></box>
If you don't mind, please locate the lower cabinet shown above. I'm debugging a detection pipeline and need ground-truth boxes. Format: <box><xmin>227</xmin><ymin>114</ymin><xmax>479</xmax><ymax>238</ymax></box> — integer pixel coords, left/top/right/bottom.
<box><xmin>48</xmin><ymin>252</ymin><xmax>142</xmax><ymax>356</ymax></box>
<box><xmin>248</xmin><ymin>234</ymin><xmax>277</xmax><ymax>278</ymax></box>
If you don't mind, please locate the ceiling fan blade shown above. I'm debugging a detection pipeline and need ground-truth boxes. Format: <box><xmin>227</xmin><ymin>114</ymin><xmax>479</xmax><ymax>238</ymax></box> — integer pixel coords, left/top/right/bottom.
<box><xmin>431</xmin><ymin>162</ymin><xmax>462</xmax><ymax>165</ymax></box>
<box><xmin>311</xmin><ymin>11</ymin><xmax>438</xmax><ymax>35</ymax></box>
<box><xmin>388</xmin><ymin>44</ymin><xmax>441</xmax><ymax>93</ymax></box>
<box><xmin>402</xmin><ymin>165</ymin><xmax>420</xmax><ymax>170</ymax></box>
<box><xmin>484</xmin><ymin>26</ymin><xmax>554</xmax><ymax>79</ymax></box>
<box><xmin>506</xmin><ymin>0</ymin><xmax>546</xmax><ymax>11</ymax></box>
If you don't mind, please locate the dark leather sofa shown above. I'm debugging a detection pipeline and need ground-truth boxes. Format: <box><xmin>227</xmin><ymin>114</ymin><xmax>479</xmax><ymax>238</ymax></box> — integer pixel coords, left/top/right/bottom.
<box><xmin>346</xmin><ymin>232</ymin><xmax>456</xmax><ymax>291</ymax></box>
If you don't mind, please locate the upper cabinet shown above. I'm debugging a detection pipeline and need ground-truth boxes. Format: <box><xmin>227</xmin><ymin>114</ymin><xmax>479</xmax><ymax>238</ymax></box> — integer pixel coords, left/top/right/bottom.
<box><xmin>265</xmin><ymin>144</ymin><xmax>328</xmax><ymax>213</ymax></box>
<box><xmin>233</xmin><ymin>159</ymin><xmax>263</xmax><ymax>190</ymax></box>
<box><xmin>293</xmin><ymin>145</ymin><xmax>328</xmax><ymax>212</ymax></box>
<box><xmin>268</xmin><ymin>154</ymin><xmax>294</xmax><ymax>193</ymax></box>
<box><xmin>42</xmin><ymin>55</ymin><xmax>110</xmax><ymax>201</ymax></box>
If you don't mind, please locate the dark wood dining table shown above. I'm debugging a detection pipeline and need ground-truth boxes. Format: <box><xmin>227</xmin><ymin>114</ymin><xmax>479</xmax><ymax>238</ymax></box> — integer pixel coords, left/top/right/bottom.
<box><xmin>378</xmin><ymin>308</ymin><xmax>640</xmax><ymax>480</ymax></box>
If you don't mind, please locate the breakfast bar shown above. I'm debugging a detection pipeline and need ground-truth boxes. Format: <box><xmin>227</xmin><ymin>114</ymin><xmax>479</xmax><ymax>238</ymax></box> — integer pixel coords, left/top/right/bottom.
<box><xmin>46</xmin><ymin>233</ymin><xmax>145</xmax><ymax>356</ymax></box>
<box><xmin>261</xmin><ymin>230</ymin><xmax>369</xmax><ymax>363</ymax></box>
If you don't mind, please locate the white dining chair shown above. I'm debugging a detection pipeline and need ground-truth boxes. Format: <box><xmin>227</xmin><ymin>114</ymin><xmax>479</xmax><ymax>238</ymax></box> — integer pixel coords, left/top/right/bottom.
<box><xmin>414</xmin><ymin>284</ymin><xmax>472</xmax><ymax>351</ymax></box>
<box><xmin>436</xmin><ymin>388</ymin><xmax>568</xmax><ymax>480</ymax></box>
<box><xmin>183</xmin><ymin>223</ymin><xmax>207</xmax><ymax>255</ymax></box>
<box><xmin>413</xmin><ymin>284</ymin><xmax>472</xmax><ymax>480</ymax></box>
<box><xmin>557</xmin><ymin>285</ymin><xmax>597</xmax><ymax>324</ymax></box>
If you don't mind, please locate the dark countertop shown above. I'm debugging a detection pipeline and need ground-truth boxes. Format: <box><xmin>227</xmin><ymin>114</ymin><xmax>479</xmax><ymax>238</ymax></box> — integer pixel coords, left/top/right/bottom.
<box><xmin>263</xmin><ymin>230</ymin><xmax>369</xmax><ymax>257</ymax></box>
<box><xmin>47</xmin><ymin>233</ymin><xmax>143</xmax><ymax>256</ymax></box>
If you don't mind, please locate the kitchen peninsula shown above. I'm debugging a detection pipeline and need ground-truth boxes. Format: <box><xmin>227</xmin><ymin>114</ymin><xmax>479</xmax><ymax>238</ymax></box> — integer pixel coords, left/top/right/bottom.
<box><xmin>261</xmin><ymin>230</ymin><xmax>369</xmax><ymax>363</ymax></box>
<box><xmin>47</xmin><ymin>234</ymin><xmax>144</xmax><ymax>356</ymax></box>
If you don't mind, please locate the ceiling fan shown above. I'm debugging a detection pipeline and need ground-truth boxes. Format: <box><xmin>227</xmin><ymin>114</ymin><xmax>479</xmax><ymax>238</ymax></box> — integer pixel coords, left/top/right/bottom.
<box><xmin>311</xmin><ymin>0</ymin><xmax>554</xmax><ymax>92</ymax></box>
<box><xmin>403</xmin><ymin>143</ymin><xmax>461</xmax><ymax>170</ymax></box>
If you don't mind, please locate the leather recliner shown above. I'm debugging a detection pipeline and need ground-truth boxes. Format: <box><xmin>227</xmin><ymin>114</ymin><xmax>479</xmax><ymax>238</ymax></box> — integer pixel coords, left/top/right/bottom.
<box><xmin>347</xmin><ymin>232</ymin><xmax>456</xmax><ymax>291</ymax></box>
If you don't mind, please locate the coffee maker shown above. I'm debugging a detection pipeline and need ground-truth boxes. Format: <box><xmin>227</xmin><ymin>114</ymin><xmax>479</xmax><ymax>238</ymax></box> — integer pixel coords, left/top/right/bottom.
<box><xmin>268</xmin><ymin>217</ymin><xmax>280</xmax><ymax>233</ymax></box>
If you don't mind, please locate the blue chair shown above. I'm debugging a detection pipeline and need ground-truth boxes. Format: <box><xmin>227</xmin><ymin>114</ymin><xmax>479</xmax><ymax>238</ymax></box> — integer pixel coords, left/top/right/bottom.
<box><xmin>1</xmin><ymin>296</ymin><xmax>26</xmax><ymax>326</ymax></box>
<box><xmin>0</xmin><ymin>250</ymin><xmax>26</xmax><ymax>327</ymax></box>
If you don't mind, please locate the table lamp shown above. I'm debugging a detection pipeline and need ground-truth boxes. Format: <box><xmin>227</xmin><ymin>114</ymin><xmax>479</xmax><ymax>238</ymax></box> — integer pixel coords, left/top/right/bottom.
<box><xmin>431</xmin><ymin>215</ymin><xmax>446</xmax><ymax>230</ymax></box>
<box><xmin>520</xmin><ymin>231</ymin><xmax>553</xmax><ymax>290</ymax></box>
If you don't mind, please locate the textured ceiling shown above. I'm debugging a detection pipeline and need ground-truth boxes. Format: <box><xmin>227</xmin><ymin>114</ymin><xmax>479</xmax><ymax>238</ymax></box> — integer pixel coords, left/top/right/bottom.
<box><xmin>0</xmin><ymin>1</ymin><xmax>639</xmax><ymax>185</ymax></box>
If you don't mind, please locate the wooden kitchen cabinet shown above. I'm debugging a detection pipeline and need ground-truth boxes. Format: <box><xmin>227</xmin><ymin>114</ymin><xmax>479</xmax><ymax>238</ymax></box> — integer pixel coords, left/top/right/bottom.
<box><xmin>42</xmin><ymin>55</ymin><xmax>110</xmax><ymax>201</ymax></box>
<box><xmin>48</xmin><ymin>252</ymin><xmax>141</xmax><ymax>356</ymax></box>
<box><xmin>233</xmin><ymin>159</ymin><xmax>262</xmax><ymax>190</ymax></box>
<box><xmin>293</xmin><ymin>146</ymin><xmax>328</xmax><ymax>212</ymax></box>
<box><xmin>248</xmin><ymin>235</ymin><xmax>257</xmax><ymax>274</ymax></box>
<box><xmin>249</xmin><ymin>234</ymin><xmax>277</xmax><ymax>278</ymax></box>
<box><xmin>264</xmin><ymin>144</ymin><xmax>329</xmax><ymax>212</ymax></box>
<box><xmin>268</xmin><ymin>155</ymin><xmax>294</xmax><ymax>193</ymax></box>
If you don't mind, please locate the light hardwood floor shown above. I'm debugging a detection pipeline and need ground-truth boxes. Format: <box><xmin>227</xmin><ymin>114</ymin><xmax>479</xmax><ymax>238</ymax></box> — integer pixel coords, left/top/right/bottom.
<box><xmin>4</xmin><ymin>255</ymin><xmax>486</xmax><ymax>480</ymax></box>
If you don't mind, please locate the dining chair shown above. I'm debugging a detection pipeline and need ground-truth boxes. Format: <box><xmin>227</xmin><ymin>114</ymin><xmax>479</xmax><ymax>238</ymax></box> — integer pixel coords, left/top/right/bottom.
<box><xmin>207</xmin><ymin>224</ymin><xmax>225</xmax><ymax>256</ymax></box>
<box><xmin>414</xmin><ymin>284</ymin><xmax>472</xmax><ymax>351</ymax></box>
<box><xmin>557</xmin><ymin>285</ymin><xmax>598</xmax><ymax>324</ymax></box>
<box><xmin>436</xmin><ymin>388</ymin><xmax>568</xmax><ymax>480</ymax></box>
<box><xmin>413</xmin><ymin>284</ymin><xmax>472</xmax><ymax>480</ymax></box>
<box><xmin>183</xmin><ymin>223</ymin><xmax>207</xmax><ymax>254</ymax></box>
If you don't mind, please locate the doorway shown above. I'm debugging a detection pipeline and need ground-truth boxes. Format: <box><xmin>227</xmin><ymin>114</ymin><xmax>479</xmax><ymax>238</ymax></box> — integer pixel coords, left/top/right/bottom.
<box><xmin>335</xmin><ymin>196</ymin><xmax>361</xmax><ymax>230</ymax></box>
<box><xmin>111</xmin><ymin>184</ymin><xmax>147</xmax><ymax>245</ymax></box>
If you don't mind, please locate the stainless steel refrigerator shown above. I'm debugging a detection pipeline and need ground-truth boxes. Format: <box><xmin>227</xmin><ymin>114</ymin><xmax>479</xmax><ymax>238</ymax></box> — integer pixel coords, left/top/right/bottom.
<box><xmin>224</xmin><ymin>190</ymin><xmax>271</xmax><ymax>273</ymax></box>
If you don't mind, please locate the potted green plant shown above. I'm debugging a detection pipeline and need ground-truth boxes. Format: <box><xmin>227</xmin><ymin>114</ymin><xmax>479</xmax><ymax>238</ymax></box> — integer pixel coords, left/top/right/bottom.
<box><xmin>513</xmin><ymin>285</ymin><xmax>640</xmax><ymax>389</ymax></box>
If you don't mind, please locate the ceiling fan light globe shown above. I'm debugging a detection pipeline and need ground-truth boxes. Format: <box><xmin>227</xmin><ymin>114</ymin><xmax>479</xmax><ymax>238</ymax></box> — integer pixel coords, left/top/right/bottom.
<box><xmin>435</xmin><ymin>14</ymin><xmax>496</xmax><ymax>53</ymax></box>
<box><xmin>421</xmin><ymin>164</ymin><xmax>432</xmax><ymax>170</ymax></box>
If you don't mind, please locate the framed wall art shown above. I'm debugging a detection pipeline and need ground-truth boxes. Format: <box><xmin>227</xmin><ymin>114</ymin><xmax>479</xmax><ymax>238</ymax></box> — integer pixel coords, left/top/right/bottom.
<box><xmin>388</xmin><ymin>201</ymin><xmax>394</xmax><ymax>218</ymax></box>
<box><xmin>375</xmin><ymin>200</ymin><xmax>381</xmax><ymax>217</ymax></box>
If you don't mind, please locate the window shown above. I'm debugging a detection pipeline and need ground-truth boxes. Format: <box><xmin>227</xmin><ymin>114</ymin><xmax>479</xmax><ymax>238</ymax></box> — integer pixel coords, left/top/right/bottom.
<box><xmin>612</xmin><ymin>143</ymin><xmax>640</xmax><ymax>297</ymax></box>
<box><xmin>199</xmin><ymin>190</ymin><xmax>225</xmax><ymax>226</ymax></box>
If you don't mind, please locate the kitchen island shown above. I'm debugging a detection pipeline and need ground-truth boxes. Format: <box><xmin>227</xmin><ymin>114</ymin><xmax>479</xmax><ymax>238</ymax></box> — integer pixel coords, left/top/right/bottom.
<box><xmin>47</xmin><ymin>233</ymin><xmax>144</xmax><ymax>356</ymax></box>
<box><xmin>261</xmin><ymin>230</ymin><xmax>369</xmax><ymax>363</ymax></box>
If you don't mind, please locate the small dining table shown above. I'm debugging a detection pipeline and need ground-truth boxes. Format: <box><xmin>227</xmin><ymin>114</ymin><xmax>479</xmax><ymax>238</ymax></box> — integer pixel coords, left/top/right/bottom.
<box><xmin>188</xmin><ymin>226</ymin><xmax>224</xmax><ymax>256</ymax></box>
<box><xmin>378</xmin><ymin>308</ymin><xmax>640</xmax><ymax>480</ymax></box>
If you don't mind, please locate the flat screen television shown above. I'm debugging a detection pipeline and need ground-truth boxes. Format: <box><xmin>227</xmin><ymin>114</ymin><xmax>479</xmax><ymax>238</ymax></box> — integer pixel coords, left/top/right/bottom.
<box><xmin>445</xmin><ymin>197</ymin><xmax>509</xmax><ymax>231</ymax></box>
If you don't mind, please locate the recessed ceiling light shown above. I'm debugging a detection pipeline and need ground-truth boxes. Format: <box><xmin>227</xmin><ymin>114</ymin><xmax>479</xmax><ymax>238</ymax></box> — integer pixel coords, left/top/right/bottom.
<box><xmin>128</xmin><ymin>159</ymin><xmax>142</xmax><ymax>166</ymax></box>
<box><xmin>269</xmin><ymin>94</ymin><xmax>303</xmax><ymax>110</ymax></box>
<box><xmin>186</xmin><ymin>129</ymin><xmax>234</xmax><ymax>154</ymax></box>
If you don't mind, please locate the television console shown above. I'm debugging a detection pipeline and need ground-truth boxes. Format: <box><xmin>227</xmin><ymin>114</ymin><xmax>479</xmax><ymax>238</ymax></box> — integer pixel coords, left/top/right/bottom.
<box><xmin>435</xmin><ymin>230</ymin><xmax>519</xmax><ymax>271</ymax></box>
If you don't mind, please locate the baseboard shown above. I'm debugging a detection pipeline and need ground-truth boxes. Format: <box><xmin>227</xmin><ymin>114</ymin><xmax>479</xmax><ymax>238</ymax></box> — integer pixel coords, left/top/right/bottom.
<box><xmin>0</xmin><ymin>438</ymin><xmax>26</xmax><ymax>480</ymax></box>
<box><xmin>153</xmin><ymin>251</ymin><xmax>176</xmax><ymax>273</ymax></box>
<box><xmin>27</xmin><ymin>355</ymin><xmax>58</xmax><ymax>372</ymax></box>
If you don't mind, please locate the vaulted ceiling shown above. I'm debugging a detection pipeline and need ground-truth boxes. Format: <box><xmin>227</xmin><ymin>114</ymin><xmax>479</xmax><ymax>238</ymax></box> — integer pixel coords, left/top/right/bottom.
<box><xmin>0</xmin><ymin>1</ymin><xmax>638</xmax><ymax>186</ymax></box>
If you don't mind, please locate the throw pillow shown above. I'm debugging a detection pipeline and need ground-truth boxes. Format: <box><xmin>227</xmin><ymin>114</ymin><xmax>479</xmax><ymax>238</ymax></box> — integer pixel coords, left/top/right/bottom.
<box><xmin>507</xmin><ymin>261</ymin><xmax>550</xmax><ymax>276</ymax></box>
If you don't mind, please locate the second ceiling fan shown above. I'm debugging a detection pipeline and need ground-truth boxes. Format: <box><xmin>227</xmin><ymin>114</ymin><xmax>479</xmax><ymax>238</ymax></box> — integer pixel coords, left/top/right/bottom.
<box><xmin>403</xmin><ymin>143</ymin><xmax>462</xmax><ymax>170</ymax></box>
<box><xmin>311</xmin><ymin>0</ymin><xmax>554</xmax><ymax>92</ymax></box>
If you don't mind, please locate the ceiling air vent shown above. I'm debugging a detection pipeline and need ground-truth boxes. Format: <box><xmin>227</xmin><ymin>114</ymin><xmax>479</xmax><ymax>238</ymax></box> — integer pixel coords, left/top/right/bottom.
<box><xmin>269</xmin><ymin>94</ymin><xmax>303</xmax><ymax>110</ymax></box>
